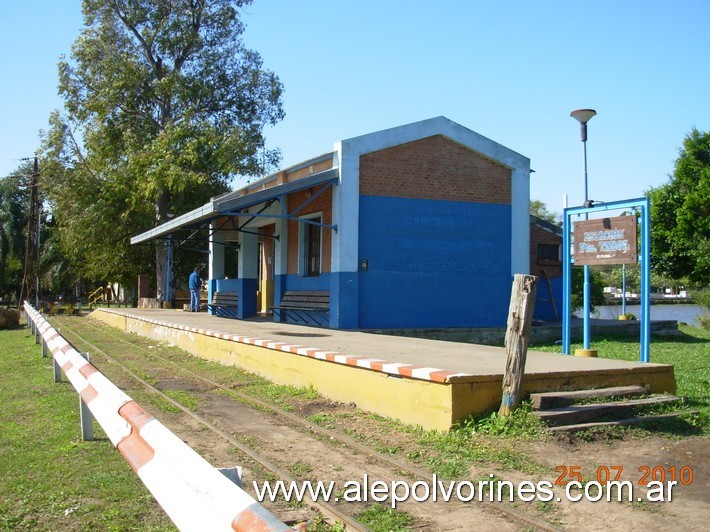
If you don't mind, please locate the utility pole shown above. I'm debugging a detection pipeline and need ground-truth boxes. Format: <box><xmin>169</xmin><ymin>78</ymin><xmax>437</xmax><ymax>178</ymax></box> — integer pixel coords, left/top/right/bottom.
<box><xmin>19</xmin><ymin>157</ymin><xmax>40</xmax><ymax>309</ymax></box>
<box><xmin>34</xmin><ymin>156</ymin><xmax>41</xmax><ymax>309</ymax></box>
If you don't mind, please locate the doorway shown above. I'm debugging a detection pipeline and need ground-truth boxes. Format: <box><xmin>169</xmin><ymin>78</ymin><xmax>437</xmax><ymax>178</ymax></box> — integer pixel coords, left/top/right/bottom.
<box><xmin>258</xmin><ymin>225</ymin><xmax>275</xmax><ymax>313</ymax></box>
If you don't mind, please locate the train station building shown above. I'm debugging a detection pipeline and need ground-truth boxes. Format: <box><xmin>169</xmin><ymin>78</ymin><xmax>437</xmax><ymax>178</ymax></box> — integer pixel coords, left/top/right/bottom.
<box><xmin>131</xmin><ymin>116</ymin><xmax>542</xmax><ymax>329</ymax></box>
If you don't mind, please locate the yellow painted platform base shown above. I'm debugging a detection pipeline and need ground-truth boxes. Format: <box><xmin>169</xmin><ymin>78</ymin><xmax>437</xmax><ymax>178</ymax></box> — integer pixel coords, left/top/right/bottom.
<box><xmin>92</xmin><ymin>310</ymin><xmax>676</xmax><ymax>431</ymax></box>
<box><xmin>575</xmin><ymin>348</ymin><xmax>599</xmax><ymax>357</ymax></box>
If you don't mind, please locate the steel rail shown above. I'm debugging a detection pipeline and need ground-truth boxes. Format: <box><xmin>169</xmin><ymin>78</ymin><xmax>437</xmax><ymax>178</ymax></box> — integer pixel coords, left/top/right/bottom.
<box><xmin>58</xmin><ymin>317</ymin><xmax>561</xmax><ymax>532</ymax></box>
<box><xmin>56</xmin><ymin>322</ymin><xmax>369</xmax><ymax>532</ymax></box>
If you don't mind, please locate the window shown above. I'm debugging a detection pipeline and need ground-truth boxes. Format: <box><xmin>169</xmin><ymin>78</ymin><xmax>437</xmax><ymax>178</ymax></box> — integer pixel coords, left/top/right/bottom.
<box><xmin>537</xmin><ymin>243</ymin><xmax>561</xmax><ymax>262</ymax></box>
<box><xmin>300</xmin><ymin>214</ymin><xmax>322</xmax><ymax>277</ymax></box>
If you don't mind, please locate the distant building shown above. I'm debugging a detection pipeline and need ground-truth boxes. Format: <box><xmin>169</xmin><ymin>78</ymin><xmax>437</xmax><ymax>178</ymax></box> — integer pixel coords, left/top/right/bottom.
<box><xmin>132</xmin><ymin>117</ymin><xmax>541</xmax><ymax>329</ymax></box>
<box><xmin>529</xmin><ymin>215</ymin><xmax>563</xmax><ymax>321</ymax></box>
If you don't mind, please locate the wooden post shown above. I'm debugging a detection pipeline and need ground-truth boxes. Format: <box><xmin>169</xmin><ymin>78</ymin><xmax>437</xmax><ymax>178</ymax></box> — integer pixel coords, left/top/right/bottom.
<box><xmin>499</xmin><ymin>274</ymin><xmax>538</xmax><ymax>416</ymax></box>
<box><xmin>79</xmin><ymin>352</ymin><xmax>94</xmax><ymax>441</ymax></box>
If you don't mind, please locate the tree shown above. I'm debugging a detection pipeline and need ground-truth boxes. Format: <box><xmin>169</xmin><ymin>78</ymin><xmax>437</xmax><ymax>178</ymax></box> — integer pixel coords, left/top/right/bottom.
<box><xmin>0</xmin><ymin>163</ymin><xmax>32</xmax><ymax>303</ymax></box>
<box><xmin>41</xmin><ymin>0</ymin><xmax>284</xmax><ymax>301</ymax></box>
<box><xmin>530</xmin><ymin>199</ymin><xmax>561</xmax><ymax>226</ymax></box>
<box><xmin>647</xmin><ymin>128</ymin><xmax>709</xmax><ymax>284</ymax></box>
<box><xmin>571</xmin><ymin>267</ymin><xmax>606</xmax><ymax>312</ymax></box>
<box><xmin>597</xmin><ymin>264</ymin><xmax>641</xmax><ymax>293</ymax></box>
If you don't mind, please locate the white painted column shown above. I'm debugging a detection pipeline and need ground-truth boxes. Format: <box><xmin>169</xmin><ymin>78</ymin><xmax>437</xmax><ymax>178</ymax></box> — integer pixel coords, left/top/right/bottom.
<box><xmin>273</xmin><ymin>196</ymin><xmax>288</xmax><ymax>319</ymax></box>
<box><xmin>510</xmin><ymin>166</ymin><xmax>531</xmax><ymax>275</ymax></box>
<box><xmin>329</xmin><ymin>142</ymin><xmax>360</xmax><ymax>328</ymax></box>
<box><xmin>331</xmin><ymin>142</ymin><xmax>359</xmax><ymax>275</ymax></box>
<box><xmin>209</xmin><ymin>225</ymin><xmax>225</xmax><ymax>280</ymax></box>
<box><xmin>238</xmin><ymin>231</ymin><xmax>258</xmax><ymax>279</ymax></box>
<box><xmin>274</xmin><ymin>196</ymin><xmax>288</xmax><ymax>279</ymax></box>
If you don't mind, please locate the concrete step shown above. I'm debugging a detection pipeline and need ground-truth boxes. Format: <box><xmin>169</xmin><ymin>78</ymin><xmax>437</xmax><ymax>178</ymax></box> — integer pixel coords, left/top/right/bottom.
<box><xmin>535</xmin><ymin>395</ymin><xmax>683</xmax><ymax>426</ymax></box>
<box><xmin>531</xmin><ymin>385</ymin><xmax>647</xmax><ymax>410</ymax></box>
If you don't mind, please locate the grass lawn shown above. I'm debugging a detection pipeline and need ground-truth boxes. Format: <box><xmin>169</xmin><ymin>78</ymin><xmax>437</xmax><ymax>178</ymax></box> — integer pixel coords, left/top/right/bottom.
<box><xmin>1</xmin><ymin>316</ymin><xmax>707</xmax><ymax>529</ymax></box>
<box><xmin>0</xmin><ymin>325</ymin><xmax>174</xmax><ymax>530</ymax></box>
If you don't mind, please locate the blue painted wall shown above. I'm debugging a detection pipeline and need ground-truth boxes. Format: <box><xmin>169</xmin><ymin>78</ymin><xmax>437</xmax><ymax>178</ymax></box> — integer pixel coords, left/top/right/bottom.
<box><xmin>274</xmin><ymin>272</ymin><xmax>359</xmax><ymax>328</ymax></box>
<box><xmin>358</xmin><ymin>195</ymin><xmax>512</xmax><ymax>329</ymax></box>
<box><xmin>280</xmin><ymin>273</ymin><xmax>331</xmax><ymax>292</ymax></box>
<box><xmin>274</xmin><ymin>273</ymin><xmax>332</xmax><ymax>326</ymax></box>
<box><xmin>215</xmin><ymin>278</ymin><xmax>239</xmax><ymax>292</ymax></box>
<box><xmin>329</xmin><ymin>271</ymin><xmax>359</xmax><ymax>329</ymax></box>
<box><xmin>534</xmin><ymin>275</ymin><xmax>563</xmax><ymax>322</ymax></box>
<box><xmin>207</xmin><ymin>278</ymin><xmax>240</xmax><ymax>317</ymax></box>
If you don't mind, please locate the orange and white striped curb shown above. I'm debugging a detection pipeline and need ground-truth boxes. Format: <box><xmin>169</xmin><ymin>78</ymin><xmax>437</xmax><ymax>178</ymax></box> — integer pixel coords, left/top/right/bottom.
<box><xmin>99</xmin><ymin>308</ymin><xmax>469</xmax><ymax>383</ymax></box>
<box><xmin>24</xmin><ymin>303</ymin><xmax>289</xmax><ymax>532</ymax></box>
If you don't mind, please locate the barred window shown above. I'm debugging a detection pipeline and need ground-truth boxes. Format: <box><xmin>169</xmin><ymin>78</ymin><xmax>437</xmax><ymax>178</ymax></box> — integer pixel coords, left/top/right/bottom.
<box><xmin>537</xmin><ymin>243</ymin><xmax>560</xmax><ymax>261</ymax></box>
<box><xmin>300</xmin><ymin>214</ymin><xmax>322</xmax><ymax>277</ymax></box>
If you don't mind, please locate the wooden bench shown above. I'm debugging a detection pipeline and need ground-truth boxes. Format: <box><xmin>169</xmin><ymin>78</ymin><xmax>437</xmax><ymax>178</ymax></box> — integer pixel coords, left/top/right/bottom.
<box><xmin>271</xmin><ymin>290</ymin><xmax>330</xmax><ymax>325</ymax></box>
<box><xmin>207</xmin><ymin>291</ymin><xmax>239</xmax><ymax>318</ymax></box>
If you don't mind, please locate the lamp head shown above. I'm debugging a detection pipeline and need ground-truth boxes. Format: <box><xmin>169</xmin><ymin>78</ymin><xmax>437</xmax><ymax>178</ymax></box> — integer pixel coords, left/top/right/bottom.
<box><xmin>570</xmin><ymin>109</ymin><xmax>597</xmax><ymax>125</ymax></box>
<box><xmin>570</xmin><ymin>109</ymin><xmax>597</xmax><ymax>141</ymax></box>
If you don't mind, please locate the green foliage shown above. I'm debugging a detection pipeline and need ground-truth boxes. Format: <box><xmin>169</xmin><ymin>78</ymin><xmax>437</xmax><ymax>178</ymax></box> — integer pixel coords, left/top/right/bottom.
<box><xmin>598</xmin><ymin>264</ymin><xmax>641</xmax><ymax>293</ymax></box>
<box><xmin>357</xmin><ymin>504</ymin><xmax>414</xmax><ymax>531</ymax></box>
<box><xmin>694</xmin><ymin>288</ymin><xmax>710</xmax><ymax>330</ymax></box>
<box><xmin>691</xmin><ymin>288</ymin><xmax>710</xmax><ymax>309</ymax></box>
<box><xmin>415</xmin><ymin>417</ymin><xmax>545</xmax><ymax>477</ymax></box>
<box><xmin>457</xmin><ymin>402</ymin><xmax>545</xmax><ymax>438</ymax></box>
<box><xmin>570</xmin><ymin>266</ymin><xmax>606</xmax><ymax>311</ymax></box>
<box><xmin>0</xmin><ymin>160</ymin><xmax>83</xmax><ymax>303</ymax></box>
<box><xmin>0</xmin><ymin>166</ymin><xmax>30</xmax><ymax>303</ymax></box>
<box><xmin>39</xmin><ymin>222</ymin><xmax>75</xmax><ymax>297</ymax></box>
<box><xmin>41</xmin><ymin>0</ymin><xmax>284</xmax><ymax>295</ymax></box>
<box><xmin>0</xmin><ymin>328</ymin><xmax>173</xmax><ymax>529</ymax></box>
<box><xmin>307</xmin><ymin>412</ymin><xmax>331</xmax><ymax>426</ymax></box>
<box><xmin>162</xmin><ymin>389</ymin><xmax>201</xmax><ymax>411</ymax></box>
<box><xmin>647</xmin><ymin>128</ymin><xmax>710</xmax><ymax>284</ymax></box>
<box><xmin>530</xmin><ymin>199</ymin><xmax>561</xmax><ymax>226</ymax></box>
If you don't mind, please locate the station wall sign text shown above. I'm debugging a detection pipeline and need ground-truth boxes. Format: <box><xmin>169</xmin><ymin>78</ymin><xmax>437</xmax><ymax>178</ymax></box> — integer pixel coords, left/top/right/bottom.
<box><xmin>573</xmin><ymin>215</ymin><xmax>638</xmax><ymax>266</ymax></box>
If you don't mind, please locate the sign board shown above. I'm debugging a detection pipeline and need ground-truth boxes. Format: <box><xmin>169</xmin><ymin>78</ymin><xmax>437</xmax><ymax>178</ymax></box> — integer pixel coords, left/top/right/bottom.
<box><xmin>573</xmin><ymin>215</ymin><xmax>638</xmax><ymax>266</ymax></box>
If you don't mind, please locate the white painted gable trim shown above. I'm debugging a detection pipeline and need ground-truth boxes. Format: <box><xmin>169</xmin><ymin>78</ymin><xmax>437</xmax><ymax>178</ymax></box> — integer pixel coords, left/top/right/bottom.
<box><xmin>342</xmin><ymin>116</ymin><xmax>528</xmax><ymax>170</ymax></box>
<box><xmin>333</xmin><ymin>116</ymin><xmax>530</xmax><ymax>277</ymax></box>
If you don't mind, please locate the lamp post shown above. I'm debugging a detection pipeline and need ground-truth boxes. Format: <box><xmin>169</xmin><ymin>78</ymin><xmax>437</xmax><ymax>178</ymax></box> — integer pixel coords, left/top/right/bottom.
<box><xmin>570</xmin><ymin>108</ymin><xmax>597</xmax><ymax>356</ymax></box>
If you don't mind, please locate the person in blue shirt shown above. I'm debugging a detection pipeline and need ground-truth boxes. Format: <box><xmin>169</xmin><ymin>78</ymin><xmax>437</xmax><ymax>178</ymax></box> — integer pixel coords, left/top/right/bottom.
<box><xmin>188</xmin><ymin>267</ymin><xmax>202</xmax><ymax>312</ymax></box>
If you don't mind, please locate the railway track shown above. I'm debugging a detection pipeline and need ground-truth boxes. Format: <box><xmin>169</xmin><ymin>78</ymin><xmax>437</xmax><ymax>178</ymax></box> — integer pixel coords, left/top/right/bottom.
<box><xmin>52</xmin><ymin>315</ymin><xmax>561</xmax><ymax>531</ymax></box>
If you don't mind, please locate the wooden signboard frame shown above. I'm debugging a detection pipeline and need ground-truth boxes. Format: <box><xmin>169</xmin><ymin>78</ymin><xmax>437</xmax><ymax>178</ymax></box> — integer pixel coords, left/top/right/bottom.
<box><xmin>573</xmin><ymin>215</ymin><xmax>638</xmax><ymax>266</ymax></box>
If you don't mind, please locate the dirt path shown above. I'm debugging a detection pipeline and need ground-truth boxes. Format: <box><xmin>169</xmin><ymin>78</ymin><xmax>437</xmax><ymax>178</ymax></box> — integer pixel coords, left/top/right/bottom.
<box><xmin>55</xmin><ymin>316</ymin><xmax>708</xmax><ymax>531</ymax></box>
<box><xmin>60</xmin><ymin>319</ymin><xmax>526</xmax><ymax>530</ymax></box>
<box><xmin>524</xmin><ymin>435</ymin><xmax>709</xmax><ymax>531</ymax></box>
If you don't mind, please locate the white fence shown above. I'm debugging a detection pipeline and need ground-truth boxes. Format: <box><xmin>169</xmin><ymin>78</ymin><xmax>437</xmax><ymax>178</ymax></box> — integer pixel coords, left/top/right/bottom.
<box><xmin>24</xmin><ymin>302</ymin><xmax>289</xmax><ymax>531</ymax></box>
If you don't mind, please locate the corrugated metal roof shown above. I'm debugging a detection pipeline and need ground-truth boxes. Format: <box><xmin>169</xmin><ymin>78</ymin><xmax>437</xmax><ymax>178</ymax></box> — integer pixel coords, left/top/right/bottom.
<box><xmin>130</xmin><ymin>168</ymin><xmax>339</xmax><ymax>244</ymax></box>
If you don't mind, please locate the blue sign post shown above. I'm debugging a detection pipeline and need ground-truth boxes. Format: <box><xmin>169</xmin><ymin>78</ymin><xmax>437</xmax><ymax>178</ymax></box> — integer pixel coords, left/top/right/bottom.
<box><xmin>562</xmin><ymin>197</ymin><xmax>651</xmax><ymax>362</ymax></box>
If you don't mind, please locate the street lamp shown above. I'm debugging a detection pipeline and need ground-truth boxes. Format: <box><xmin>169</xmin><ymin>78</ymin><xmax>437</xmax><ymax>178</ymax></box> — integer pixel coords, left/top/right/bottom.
<box><xmin>570</xmin><ymin>109</ymin><xmax>596</xmax><ymax>204</ymax></box>
<box><xmin>570</xmin><ymin>108</ymin><xmax>597</xmax><ymax>356</ymax></box>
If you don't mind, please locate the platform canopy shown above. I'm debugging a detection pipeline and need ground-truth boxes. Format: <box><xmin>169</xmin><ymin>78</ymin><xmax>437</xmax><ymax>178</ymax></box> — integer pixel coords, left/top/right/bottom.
<box><xmin>130</xmin><ymin>156</ymin><xmax>337</xmax><ymax>245</ymax></box>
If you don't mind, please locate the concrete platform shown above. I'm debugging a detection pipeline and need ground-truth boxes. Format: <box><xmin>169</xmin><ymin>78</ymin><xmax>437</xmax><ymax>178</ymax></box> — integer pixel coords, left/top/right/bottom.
<box><xmin>91</xmin><ymin>308</ymin><xmax>676</xmax><ymax>431</ymax></box>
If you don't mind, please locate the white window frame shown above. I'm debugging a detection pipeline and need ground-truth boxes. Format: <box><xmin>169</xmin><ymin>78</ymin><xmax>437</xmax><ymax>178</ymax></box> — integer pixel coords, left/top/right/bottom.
<box><xmin>298</xmin><ymin>212</ymin><xmax>323</xmax><ymax>277</ymax></box>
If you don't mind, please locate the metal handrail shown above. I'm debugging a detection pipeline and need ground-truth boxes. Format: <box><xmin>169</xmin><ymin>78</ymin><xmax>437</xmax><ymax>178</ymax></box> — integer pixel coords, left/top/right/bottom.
<box><xmin>88</xmin><ymin>286</ymin><xmax>104</xmax><ymax>307</ymax></box>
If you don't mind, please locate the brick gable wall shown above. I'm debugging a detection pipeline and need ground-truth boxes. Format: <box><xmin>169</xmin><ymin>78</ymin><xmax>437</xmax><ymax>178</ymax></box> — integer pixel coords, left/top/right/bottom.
<box><xmin>359</xmin><ymin>135</ymin><xmax>511</xmax><ymax>204</ymax></box>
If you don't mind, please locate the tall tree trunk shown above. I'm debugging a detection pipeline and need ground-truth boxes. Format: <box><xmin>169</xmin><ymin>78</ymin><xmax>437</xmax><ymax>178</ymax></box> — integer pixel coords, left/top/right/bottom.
<box><xmin>155</xmin><ymin>245</ymin><xmax>171</xmax><ymax>303</ymax></box>
<box><xmin>154</xmin><ymin>189</ymin><xmax>174</xmax><ymax>304</ymax></box>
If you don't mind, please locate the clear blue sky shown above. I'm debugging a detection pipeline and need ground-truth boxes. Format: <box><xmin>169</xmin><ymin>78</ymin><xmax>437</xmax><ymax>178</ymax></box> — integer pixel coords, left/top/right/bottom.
<box><xmin>1</xmin><ymin>0</ymin><xmax>708</xmax><ymax>215</ymax></box>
